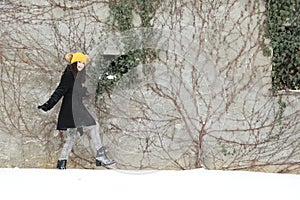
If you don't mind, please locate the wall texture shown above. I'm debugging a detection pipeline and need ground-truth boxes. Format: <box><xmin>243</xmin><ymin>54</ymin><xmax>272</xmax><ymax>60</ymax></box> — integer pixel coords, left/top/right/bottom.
<box><xmin>0</xmin><ymin>0</ymin><xmax>299</xmax><ymax>173</ymax></box>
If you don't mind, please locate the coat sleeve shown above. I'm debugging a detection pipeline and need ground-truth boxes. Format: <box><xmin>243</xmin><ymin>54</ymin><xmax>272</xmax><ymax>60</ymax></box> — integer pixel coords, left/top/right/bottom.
<box><xmin>44</xmin><ymin>71</ymin><xmax>73</xmax><ymax>110</ymax></box>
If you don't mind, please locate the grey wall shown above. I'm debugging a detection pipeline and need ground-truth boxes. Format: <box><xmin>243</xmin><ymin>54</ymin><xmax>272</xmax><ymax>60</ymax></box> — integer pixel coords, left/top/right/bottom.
<box><xmin>0</xmin><ymin>0</ymin><xmax>299</xmax><ymax>172</ymax></box>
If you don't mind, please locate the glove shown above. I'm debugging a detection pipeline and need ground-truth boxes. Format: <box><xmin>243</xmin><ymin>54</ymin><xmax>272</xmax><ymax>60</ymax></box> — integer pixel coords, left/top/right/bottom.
<box><xmin>38</xmin><ymin>103</ymin><xmax>49</xmax><ymax>112</ymax></box>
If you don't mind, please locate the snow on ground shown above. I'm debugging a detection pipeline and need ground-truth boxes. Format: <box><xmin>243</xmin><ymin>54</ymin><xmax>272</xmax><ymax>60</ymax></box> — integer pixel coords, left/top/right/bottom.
<box><xmin>0</xmin><ymin>168</ymin><xmax>299</xmax><ymax>200</ymax></box>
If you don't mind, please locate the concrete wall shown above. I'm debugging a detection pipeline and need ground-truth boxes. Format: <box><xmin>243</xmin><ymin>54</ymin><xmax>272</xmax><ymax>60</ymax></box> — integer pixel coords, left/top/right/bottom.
<box><xmin>0</xmin><ymin>0</ymin><xmax>299</xmax><ymax>172</ymax></box>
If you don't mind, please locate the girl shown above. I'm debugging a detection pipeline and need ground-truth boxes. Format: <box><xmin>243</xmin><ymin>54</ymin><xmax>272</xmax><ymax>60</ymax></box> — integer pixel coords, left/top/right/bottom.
<box><xmin>38</xmin><ymin>52</ymin><xmax>115</xmax><ymax>169</ymax></box>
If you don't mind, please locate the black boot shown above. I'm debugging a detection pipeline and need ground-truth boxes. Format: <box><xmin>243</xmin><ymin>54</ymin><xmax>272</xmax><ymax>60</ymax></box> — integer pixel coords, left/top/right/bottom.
<box><xmin>96</xmin><ymin>147</ymin><xmax>116</xmax><ymax>166</ymax></box>
<box><xmin>56</xmin><ymin>159</ymin><xmax>67</xmax><ymax>169</ymax></box>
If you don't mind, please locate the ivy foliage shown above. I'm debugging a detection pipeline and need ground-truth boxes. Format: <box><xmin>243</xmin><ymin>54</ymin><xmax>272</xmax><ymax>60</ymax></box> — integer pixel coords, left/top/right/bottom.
<box><xmin>95</xmin><ymin>49</ymin><xmax>157</xmax><ymax>102</ymax></box>
<box><xmin>134</xmin><ymin>0</ymin><xmax>158</xmax><ymax>27</ymax></box>
<box><xmin>95</xmin><ymin>0</ymin><xmax>159</xmax><ymax>102</ymax></box>
<box><xmin>108</xmin><ymin>0</ymin><xmax>160</xmax><ymax>31</ymax></box>
<box><xmin>264</xmin><ymin>0</ymin><xmax>300</xmax><ymax>90</ymax></box>
<box><xmin>108</xmin><ymin>0</ymin><xmax>134</xmax><ymax>31</ymax></box>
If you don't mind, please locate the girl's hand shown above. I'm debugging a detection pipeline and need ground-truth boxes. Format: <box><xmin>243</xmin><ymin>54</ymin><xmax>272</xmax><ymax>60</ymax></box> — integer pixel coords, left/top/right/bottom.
<box><xmin>38</xmin><ymin>103</ymin><xmax>49</xmax><ymax>112</ymax></box>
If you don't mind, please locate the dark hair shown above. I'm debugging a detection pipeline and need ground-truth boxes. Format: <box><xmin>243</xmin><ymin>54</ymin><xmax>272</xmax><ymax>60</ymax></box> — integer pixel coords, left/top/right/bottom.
<box><xmin>64</xmin><ymin>62</ymin><xmax>86</xmax><ymax>83</ymax></box>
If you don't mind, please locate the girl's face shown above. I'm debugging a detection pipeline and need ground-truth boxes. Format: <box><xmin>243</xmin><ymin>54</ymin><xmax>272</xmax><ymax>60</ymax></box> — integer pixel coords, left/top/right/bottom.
<box><xmin>77</xmin><ymin>62</ymin><xmax>85</xmax><ymax>71</ymax></box>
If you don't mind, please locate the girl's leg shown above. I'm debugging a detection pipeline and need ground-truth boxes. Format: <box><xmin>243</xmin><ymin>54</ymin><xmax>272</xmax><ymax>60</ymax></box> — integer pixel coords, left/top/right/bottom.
<box><xmin>59</xmin><ymin>128</ymin><xmax>77</xmax><ymax>160</ymax></box>
<box><xmin>87</xmin><ymin>123</ymin><xmax>102</xmax><ymax>150</ymax></box>
<box><xmin>86</xmin><ymin>123</ymin><xmax>115</xmax><ymax>166</ymax></box>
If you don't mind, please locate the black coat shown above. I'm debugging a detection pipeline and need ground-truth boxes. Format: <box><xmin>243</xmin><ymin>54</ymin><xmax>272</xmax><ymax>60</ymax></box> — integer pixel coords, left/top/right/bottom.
<box><xmin>45</xmin><ymin>70</ymin><xmax>96</xmax><ymax>130</ymax></box>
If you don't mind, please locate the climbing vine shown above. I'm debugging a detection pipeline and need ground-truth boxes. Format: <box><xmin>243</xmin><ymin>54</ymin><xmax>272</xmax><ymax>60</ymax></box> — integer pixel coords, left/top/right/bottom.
<box><xmin>95</xmin><ymin>48</ymin><xmax>156</xmax><ymax>102</ymax></box>
<box><xmin>134</xmin><ymin>0</ymin><xmax>158</xmax><ymax>27</ymax></box>
<box><xmin>108</xmin><ymin>0</ymin><xmax>134</xmax><ymax>31</ymax></box>
<box><xmin>264</xmin><ymin>0</ymin><xmax>300</xmax><ymax>91</ymax></box>
<box><xmin>108</xmin><ymin>0</ymin><xmax>159</xmax><ymax>30</ymax></box>
<box><xmin>95</xmin><ymin>0</ymin><xmax>160</xmax><ymax>101</ymax></box>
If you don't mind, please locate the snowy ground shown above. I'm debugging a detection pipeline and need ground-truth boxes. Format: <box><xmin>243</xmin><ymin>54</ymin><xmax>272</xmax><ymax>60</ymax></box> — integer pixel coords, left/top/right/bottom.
<box><xmin>0</xmin><ymin>168</ymin><xmax>299</xmax><ymax>200</ymax></box>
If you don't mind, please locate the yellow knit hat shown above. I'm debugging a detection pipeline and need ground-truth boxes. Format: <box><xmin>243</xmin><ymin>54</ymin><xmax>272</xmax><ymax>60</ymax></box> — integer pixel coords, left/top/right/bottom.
<box><xmin>65</xmin><ymin>52</ymin><xmax>90</xmax><ymax>64</ymax></box>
